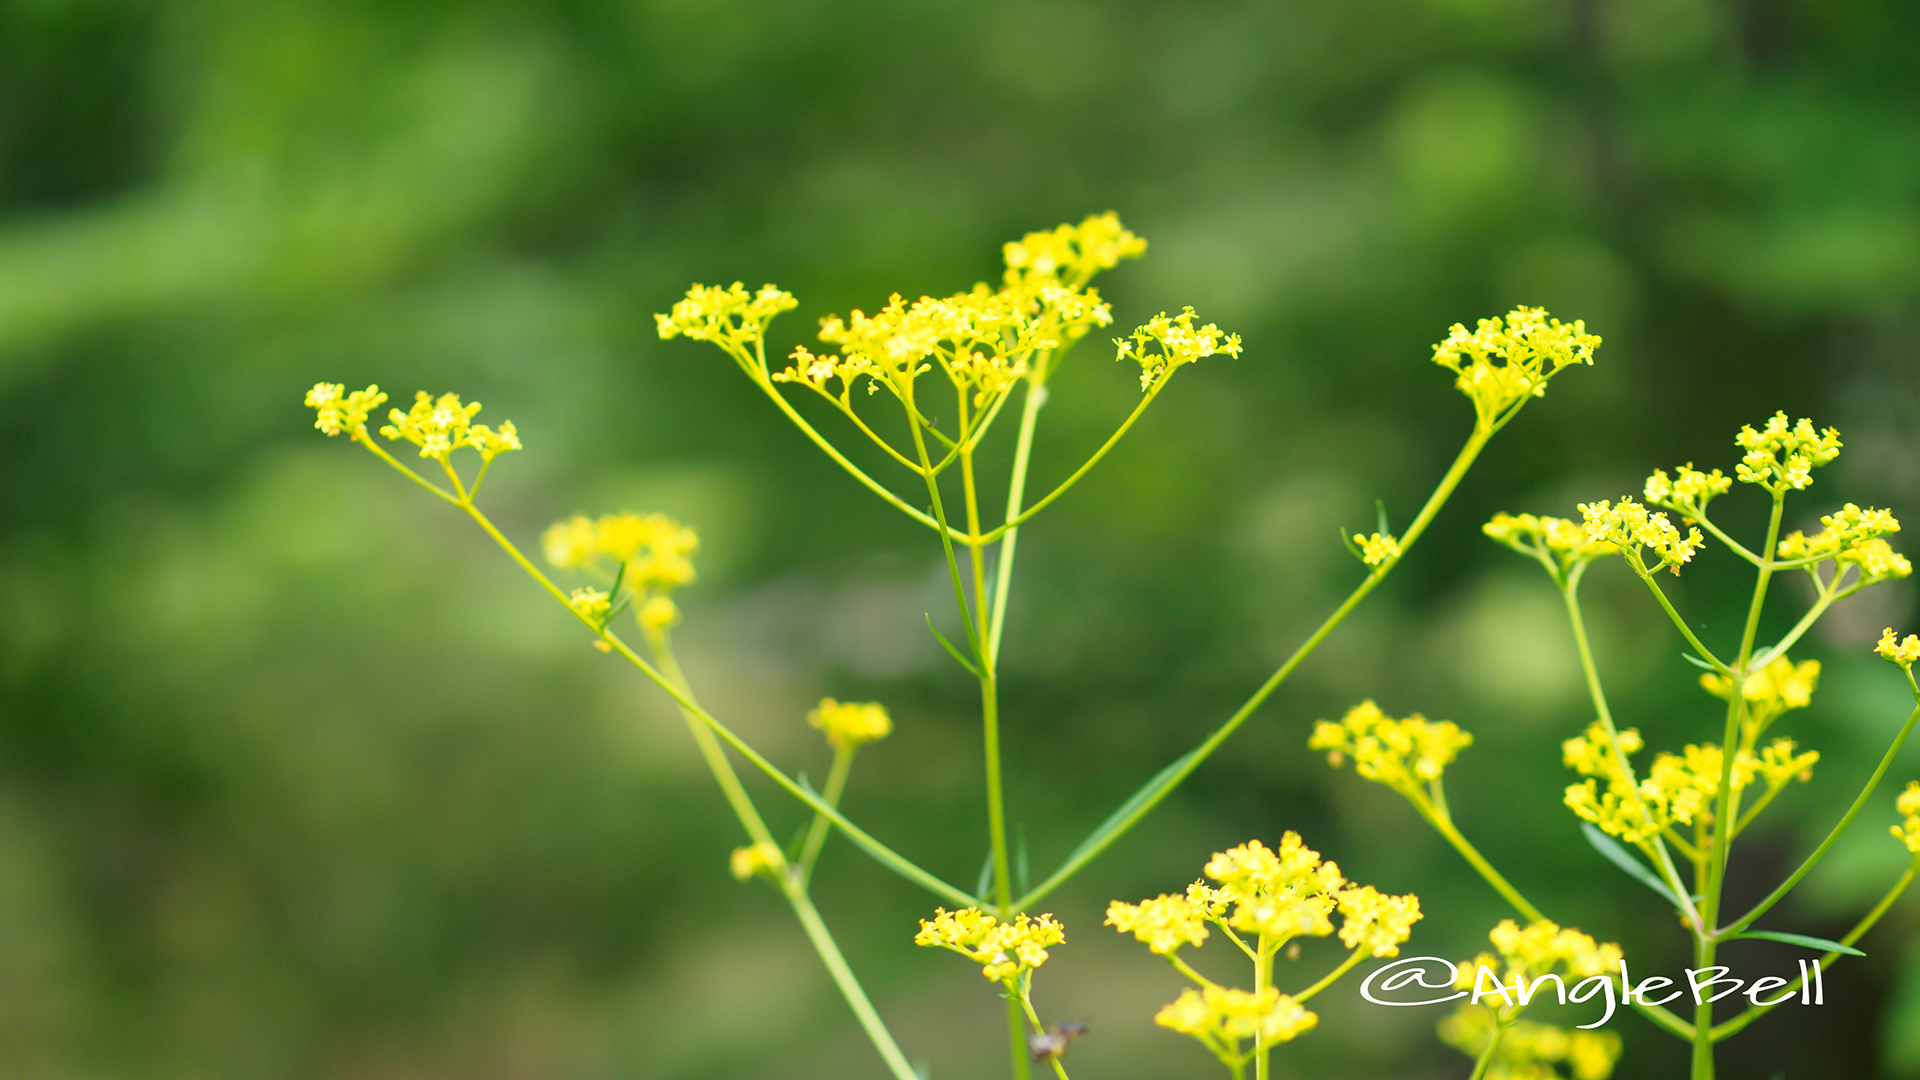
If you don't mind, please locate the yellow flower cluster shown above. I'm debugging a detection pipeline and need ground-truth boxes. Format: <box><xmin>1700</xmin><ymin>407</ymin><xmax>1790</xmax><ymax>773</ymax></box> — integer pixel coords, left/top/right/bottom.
<box><xmin>1437</xmin><ymin>1008</ymin><xmax>1622</xmax><ymax>1080</ymax></box>
<box><xmin>654</xmin><ymin>282</ymin><xmax>799</xmax><ymax>359</ymax></box>
<box><xmin>1878</xmin><ymin>628</ymin><xmax>1920</xmax><ymax>669</ymax></box>
<box><xmin>568</xmin><ymin>587</ymin><xmax>611</xmax><ymax>620</ymax></box>
<box><xmin>1484</xmin><ymin>511</ymin><xmax>1617</xmax><ymax>574</ymax></box>
<box><xmin>1002</xmin><ymin>211</ymin><xmax>1147</xmax><ymax>289</ymax></box>
<box><xmin>1430</xmin><ymin>307</ymin><xmax>1600</xmax><ymax>427</ymax></box>
<box><xmin>1114</xmin><ymin>307</ymin><xmax>1243</xmax><ymax>392</ymax></box>
<box><xmin>1643</xmin><ymin>463</ymin><xmax>1733</xmax><ymax>519</ymax></box>
<box><xmin>1699</xmin><ymin>656</ymin><xmax>1821</xmax><ymax>733</ymax></box>
<box><xmin>807</xmin><ymin>698</ymin><xmax>893</xmax><ymax>750</ymax></box>
<box><xmin>378</xmin><ymin>391</ymin><xmax>522</xmax><ymax>463</ymax></box>
<box><xmin>1355</xmin><ymin>532</ymin><xmax>1401</xmax><ymax>567</ymax></box>
<box><xmin>1310</xmin><ymin>700</ymin><xmax>1474</xmax><ymax>799</ymax></box>
<box><xmin>305</xmin><ymin>383</ymin><xmax>388</xmax><ymax>437</ymax></box>
<box><xmin>730</xmin><ymin>841</ymin><xmax>785</xmax><ymax>882</ymax></box>
<box><xmin>543</xmin><ymin>512</ymin><xmax>698</xmax><ymax>639</ymax></box>
<box><xmin>1154</xmin><ymin>986</ymin><xmax>1317</xmax><ymax>1051</ymax></box>
<box><xmin>1894</xmin><ymin>781</ymin><xmax>1920</xmax><ymax>854</ymax></box>
<box><xmin>1335</xmin><ymin>884</ymin><xmax>1425</xmax><ymax>958</ymax></box>
<box><xmin>1777</xmin><ymin>503</ymin><xmax>1910</xmax><ymax>583</ymax></box>
<box><xmin>1577</xmin><ymin>496</ymin><xmax>1704</xmax><ymax>575</ymax></box>
<box><xmin>1459</xmin><ymin>918</ymin><xmax>1623</xmax><ymax>989</ymax></box>
<box><xmin>1734</xmin><ymin>412</ymin><xmax>1842</xmax><ymax>493</ymax></box>
<box><xmin>1105</xmin><ymin>892</ymin><xmax>1211</xmax><ymax>955</ymax></box>
<box><xmin>915</xmin><ymin>908</ymin><xmax>1064</xmax><ymax>982</ymax></box>
<box><xmin>1562</xmin><ymin>720</ymin><xmax>1818</xmax><ymax>843</ymax></box>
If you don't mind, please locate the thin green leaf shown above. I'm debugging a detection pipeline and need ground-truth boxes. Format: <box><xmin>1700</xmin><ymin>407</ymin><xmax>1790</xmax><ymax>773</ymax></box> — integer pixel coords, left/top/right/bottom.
<box><xmin>1059</xmin><ymin>746</ymin><xmax>1206</xmax><ymax>871</ymax></box>
<box><xmin>926</xmin><ymin>613</ymin><xmax>981</xmax><ymax>677</ymax></box>
<box><xmin>799</xmin><ymin>774</ymin><xmax>978</xmax><ymax>907</ymax></box>
<box><xmin>975</xmin><ymin>847</ymin><xmax>995</xmax><ymax>901</ymax></box>
<box><xmin>1582</xmin><ymin>823</ymin><xmax>1688</xmax><ymax>910</ymax></box>
<box><xmin>604</xmin><ymin>589</ymin><xmax>635</xmax><ymax>625</ymax></box>
<box><xmin>1734</xmin><ymin>930</ymin><xmax>1865</xmax><ymax>956</ymax></box>
<box><xmin>1679</xmin><ymin>652</ymin><xmax>1720</xmax><ymax>672</ymax></box>
<box><xmin>1376</xmin><ymin>498</ymin><xmax>1391</xmax><ymax>537</ymax></box>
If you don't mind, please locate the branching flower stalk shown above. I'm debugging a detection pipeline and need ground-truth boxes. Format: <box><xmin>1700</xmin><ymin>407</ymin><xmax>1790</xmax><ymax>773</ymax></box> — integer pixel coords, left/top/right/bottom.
<box><xmin>308</xmin><ymin>217</ymin><xmax>1609</xmax><ymax>1078</ymax></box>
<box><xmin>1326</xmin><ymin>411</ymin><xmax>1919</xmax><ymax>1080</ymax></box>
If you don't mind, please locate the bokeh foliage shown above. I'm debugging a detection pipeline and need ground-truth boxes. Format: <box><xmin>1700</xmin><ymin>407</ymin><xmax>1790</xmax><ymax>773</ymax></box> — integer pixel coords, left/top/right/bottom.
<box><xmin>2</xmin><ymin>0</ymin><xmax>1918</xmax><ymax>1076</ymax></box>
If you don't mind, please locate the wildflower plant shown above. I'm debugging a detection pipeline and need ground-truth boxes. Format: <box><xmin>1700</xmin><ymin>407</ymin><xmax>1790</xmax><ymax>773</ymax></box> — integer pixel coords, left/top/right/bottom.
<box><xmin>297</xmin><ymin>209</ymin><xmax>1920</xmax><ymax>1079</ymax></box>
<box><xmin>1320</xmin><ymin>409</ymin><xmax>1920</xmax><ymax>1079</ymax></box>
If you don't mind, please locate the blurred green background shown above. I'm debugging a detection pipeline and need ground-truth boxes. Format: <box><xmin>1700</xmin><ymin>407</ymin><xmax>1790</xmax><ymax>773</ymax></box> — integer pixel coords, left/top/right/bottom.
<box><xmin>3</xmin><ymin>0</ymin><xmax>1918</xmax><ymax>1076</ymax></box>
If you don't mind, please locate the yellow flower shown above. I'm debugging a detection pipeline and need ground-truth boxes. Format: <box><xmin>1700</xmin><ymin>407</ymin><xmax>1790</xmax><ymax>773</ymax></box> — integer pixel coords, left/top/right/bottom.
<box><xmin>1355</xmin><ymin>532</ymin><xmax>1400</xmax><ymax>567</ymax></box>
<box><xmin>1484</xmin><ymin>511</ymin><xmax>1616</xmax><ymax>574</ymax></box>
<box><xmin>1877</xmin><ymin>628</ymin><xmax>1920</xmax><ymax>669</ymax></box>
<box><xmin>1106</xmin><ymin>893</ymin><xmax>1210</xmax><ymax>955</ymax></box>
<box><xmin>305</xmin><ymin>382</ymin><xmax>388</xmax><ymax>437</ymax></box>
<box><xmin>1002</xmin><ymin>211</ymin><xmax>1146</xmax><ymax>289</ymax></box>
<box><xmin>568</xmin><ymin>587</ymin><xmax>610</xmax><ymax>620</ymax></box>
<box><xmin>1438</xmin><ymin>1007</ymin><xmax>1623</xmax><ymax>1080</ymax></box>
<box><xmin>1114</xmin><ymin>307</ymin><xmax>1242</xmax><ymax>391</ymax></box>
<box><xmin>1334</xmin><ymin>884</ymin><xmax>1422</xmax><ymax>958</ymax></box>
<box><xmin>378</xmin><ymin>390</ymin><xmax>516</xmax><ymax>463</ymax></box>
<box><xmin>655</xmin><ymin>282</ymin><xmax>798</xmax><ymax>360</ymax></box>
<box><xmin>1733</xmin><ymin>411</ymin><xmax>1842</xmax><ymax>493</ymax></box>
<box><xmin>730</xmin><ymin>841</ymin><xmax>784</xmax><ymax>882</ymax></box>
<box><xmin>807</xmin><ymin>698</ymin><xmax>893</xmax><ymax>750</ymax></box>
<box><xmin>1310</xmin><ymin>699</ymin><xmax>1474</xmax><ymax>798</ymax></box>
<box><xmin>1431</xmin><ymin>307</ymin><xmax>1599</xmax><ymax>427</ymax></box>
<box><xmin>1203</xmin><ymin>834</ymin><xmax>1346</xmax><ymax>944</ymax></box>
<box><xmin>1563</xmin><ymin>719</ymin><xmax>1816</xmax><ymax>842</ymax></box>
<box><xmin>1643</xmin><ymin>463</ymin><xmax>1733</xmax><ymax>519</ymax></box>
<box><xmin>638</xmin><ymin>595</ymin><xmax>680</xmax><ymax>640</ymax></box>
<box><xmin>1153</xmin><ymin>986</ymin><xmax>1317</xmax><ymax>1047</ymax></box>
<box><xmin>1577</xmin><ymin>496</ymin><xmax>1704</xmax><ymax>575</ymax></box>
<box><xmin>1699</xmin><ymin>655</ymin><xmax>1820</xmax><ymax>734</ymax></box>
<box><xmin>1894</xmin><ymin>781</ymin><xmax>1920</xmax><ymax>854</ymax></box>
<box><xmin>915</xmin><ymin>907</ymin><xmax>1064</xmax><ymax>982</ymax></box>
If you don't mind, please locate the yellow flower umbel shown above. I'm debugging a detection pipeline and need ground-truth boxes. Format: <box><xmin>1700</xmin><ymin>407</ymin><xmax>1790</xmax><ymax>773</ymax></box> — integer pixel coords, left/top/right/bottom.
<box><xmin>1108</xmin><ymin>834</ymin><xmax>1420</xmax><ymax>1078</ymax></box>
<box><xmin>1733</xmin><ymin>411</ymin><xmax>1842</xmax><ymax>494</ymax></box>
<box><xmin>1699</xmin><ymin>655</ymin><xmax>1821</xmax><ymax>739</ymax></box>
<box><xmin>541</xmin><ymin>511</ymin><xmax>699</xmax><ymax>644</ymax></box>
<box><xmin>1893</xmin><ymin>781</ymin><xmax>1920</xmax><ymax>854</ymax></box>
<box><xmin>1430</xmin><ymin>307</ymin><xmax>1599</xmax><ymax>429</ymax></box>
<box><xmin>1438</xmin><ymin>919</ymin><xmax>1624</xmax><ymax>1080</ymax></box>
<box><xmin>808</xmin><ymin>698</ymin><xmax>892</xmax><ymax>750</ymax></box>
<box><xmin>1576</xmin><ymin>496</ymin><xmax>1704</xmax><ymax>576</ymax></box>
<box><xmin>1562</xmin><ymin>719</ymin><xmax>1817</xmax><ymax>853</ymax></box>
<box><xmin>1777</xmin><ymin>503</ymin><xmax>1909</xmax><ymax>585</ymax></box>
<box><xmin>1879</xmin><ymin>628</ymin><xmax>1920</xmax><ymax>671</ymax></box>
<box><xmin>305</xmin><ymin>383</ymin><xmax>521</xmax><ymax>503</ymax></box>
<box><xmin>730</xmin><ymin>841</ymin><xmax>785</xmax><ymax>883</ymax></box>
<box><xmin>655</xmin><ymin>282</ymin><xmax>799</xmax><ymax>364</ymax></box>
<box><xmin>916</xmin><ymin>907</ymin><xmax>1064</xmax><ymax>983</ymax></box>
<box><xmin>1643</xmin><ymin>463</ymin><xmax>1734</xmax><ymax>522</ymax></box>
<box><xmin>305</xmin><ymin>382</ymin><xmax>388</xmax><ymax>438</ymax></box>
<box><xmin>1484</xmin><ymin>511</ymin><xmax>1617</xmax><ymax>582</ymax></box>
<box><xmin>1114</xmin><ymin>307</ymin><xmax>1243</xmax><ymax>392</ymax></box>
<box><xmin>1002</xmin><ymin>211</ymin><xmax>1147</xmax><ymax>291</ymax></box>
<box><xmin>1310</xmin><ymin>699</ymin><xmax>1473</xmax><ymax>804</ymax></box>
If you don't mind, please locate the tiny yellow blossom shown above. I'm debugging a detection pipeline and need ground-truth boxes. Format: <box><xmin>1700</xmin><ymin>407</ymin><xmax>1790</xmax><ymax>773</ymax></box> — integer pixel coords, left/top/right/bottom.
<box><xmin>1438</xmin><ymin>1006</ymin><xmax>1623</xmax><ymax>1080</ymax></box>
<box><xmin>1878</xmin><ymin>628</ymin><xmax>1920</xmax><ymax>669</ymax></box>
<box><xmin>1577</xmin><ymin>496</ymin><xmax>1704</xmax><ymax>574</ymax></box>
<box><xmin>1204</xmin><ymin>835</ymin><xmax>1346</xmax><ymax>944</ymax></box>
<box><xmin>1114</xmin><ymin>307</ymin><xmax>1242</xmax><ymax>392</ymax></box>
<box><xmin>1894</xmin><ymin>781</ymin><xmax>1920</xmax><ymax>854</ymax></box>
<box><xmin>1002</xmin><ymin>212</ymin><xmax>1146</xmax><ymax>289</ymax></box>
<box><xmin>1334</xmin><ymin>885</ymin><xmax>1422</xmax><ymax>958</ymax></box>
<box><xmin>305</xmin><ymin>382</ymin><xmax>388</xmax><ymax>437</ymax></box>
<box><xmin>730</xmin><ymin>841</ymin><xmax>784</xmax><ymax>882</ymax></box>
<box><xmin>1563</xmin><ymin>719</ymin><xmax>1816</xmax><ymax>842</ymax></box>
<box><xmin>656</xmin><ymin>282</ymin><xmax>798</xmax><ymax>360</ymax></box>
<box><xmin>1106</xmin><ymin>893</ymin><xmax>1209</xmax><ymax>954</ymax></box>
<box><xmin>915</xmin><ymin>907</ymin><xmax>1064</xmax><ymax>982</ymax></box>
<box><xmin>1154</xmin><ymin>986</ymin><xmax>1317</xmax><ymax>1048</ymax></box>
<box><xmin>1644</xmin><ymin>463</ymin><xmax>1733</xmax><ymax>519</ymax></box>
<box><xmin>638</xmin><ymin>595</ymin><xmax>680</xmax><ymax>639</ymax></box>
<box><xmin>1310</xmin><ymin>699</ymin><xmax>1473</xmax><ymax>799</ymax></box>
<box><xmin>1356</xmin><ymin>532</ymin><xmax>1400</xmax><ymax>567</ymax></box>
<box><xmin>569</xmin><ymin>587</ymin><xmax>610</xmax><ymax>621</ymax></box>
<box><xmin>1484</xmin><ymin>511</ymin><xmax>1616</xmax><ymax>574</ymax></box>
<box><xmin>1733</xmin><ymin>412</ymin><xmax>1842</xmax><ymax>493</ymax></box>
<box><xmin>1699</xmin><ymin>655</ymin><xmax>1820</xmax><ymax>734</ymax></box>
<box><xmin>807</xmin><ymin>698</ymin><xmax>893</xmax><ymax>750</ymax></box>
<box><xmin>1431</xmin><ymin>307</ymin><xmax>1599</xmax><ymax>427</ymax></box>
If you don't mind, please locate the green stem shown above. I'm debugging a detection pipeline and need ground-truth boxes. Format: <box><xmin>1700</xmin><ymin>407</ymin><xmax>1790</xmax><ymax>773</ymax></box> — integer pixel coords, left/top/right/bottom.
<box><xmin>1689</xmin><ymin>510</ymin><xmax>1762</xmax><ymax>566</ymax></box>
<box><xmin>1712</xmin><ymin>855</ymin><xmax>1919</xmax><ymax>1042</ymax></box>
<box><xmin>1293</xmin><ymin>946</ymin><xmax>1367</xmax><ymax>1003</ymax></box>
<box><xmin>1466</xmin><ymin>1020</ymin><xmax>1506</xmax><ymax>1080</ymax></box>
<box><xmin>1013</xmin><ymin>988</ymin><xmax>1071</xmax><ymax>1080</ymax></box>
<box><xmin>977</xmin><ymin>386</ymin><xmax>1159</xmax><ymax>544</ymax></box>
<box><xmin>1414</xmin><ymin>799</ymin><xmax>1545</xmax><ymax>923</ymax></box>
<box><xmin>1562</xmin><ymin>572</ymin><xmax>1704</xmax><ymax>931</ymax></box>
<box><xmin>783</xmin><ymin>878</ymin><xmax>923</xmax><ymax>1080</ymax></box>
<box><xmin>988</xmin><ymin>380</ymin><xmax>1046</xmax><ymax>667</ymax></box>
<box><xmin>1718</xmin><ymin>701</ymin><xmax>1920</xmax><ymax>940</ymax></box>
<box><xmin>1634</xmin><ymin>570</ymin><xmax>1732</xmax><ymax>674</ymax></box>
<box><xmin>1014</xmin><ymin>422</ymin><xmax>1494</xmax><ymax>910</ymax></box>
<box><xmin>1168</xmin><ymin>951</ymin><xmax>1222</xmax><ymax>990</ymax></box>
<box><xmin>798</xmin><ymin>743</ymin><xmax>856</xmax><ymax>881</ymax></box>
